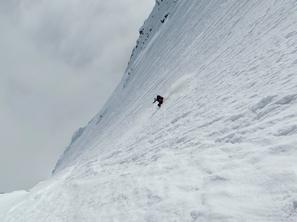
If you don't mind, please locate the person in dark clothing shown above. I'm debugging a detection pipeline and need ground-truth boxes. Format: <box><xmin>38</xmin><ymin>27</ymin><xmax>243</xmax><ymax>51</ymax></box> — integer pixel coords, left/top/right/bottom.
<box><xmin>153</xmin><ymin>95</ymin><xmax>164</xmax><ymax>108</ymax></box>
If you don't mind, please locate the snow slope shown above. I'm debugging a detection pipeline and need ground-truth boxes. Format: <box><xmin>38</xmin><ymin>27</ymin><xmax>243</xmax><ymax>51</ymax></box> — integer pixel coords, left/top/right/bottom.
<box><xmin>2</xmin><ymin>0</ymin><xmax>297</xmax><ymax>221</ymax></box>
<box><xmin>0</xmin><ymin>191</ymin><xmax>27</xmax><ymax>219</ymax></box>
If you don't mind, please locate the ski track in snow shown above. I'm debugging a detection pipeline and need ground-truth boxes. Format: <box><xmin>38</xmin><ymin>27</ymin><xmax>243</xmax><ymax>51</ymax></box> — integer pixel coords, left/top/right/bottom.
<box><xmin>2</xmin><ymin>0</ymin><xmax>297</xmax><ymax>221</ymax></box>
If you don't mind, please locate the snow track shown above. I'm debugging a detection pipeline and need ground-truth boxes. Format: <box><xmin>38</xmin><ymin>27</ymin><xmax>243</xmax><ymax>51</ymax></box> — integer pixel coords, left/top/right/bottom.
<box><xmin>2</xmin><ymin>0</ymin><xmax>297</xmax><ymax>221</ymax></box>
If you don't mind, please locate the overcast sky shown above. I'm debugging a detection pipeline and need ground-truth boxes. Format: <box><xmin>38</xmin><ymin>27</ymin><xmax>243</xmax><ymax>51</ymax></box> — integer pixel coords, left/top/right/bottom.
<box><xmin>0</xmin><ymin>0</ymin><xmax>154</xmax><ymax>193</ymax></box>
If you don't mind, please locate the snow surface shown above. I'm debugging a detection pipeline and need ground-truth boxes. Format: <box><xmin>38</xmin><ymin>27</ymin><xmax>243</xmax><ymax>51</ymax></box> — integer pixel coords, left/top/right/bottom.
<box><xmin>0</xmin><ymin>191</ymin><xmax>27</xmax><ymax>219</ymax></box>
<box><xmin>2</xmin><ymin>0</ymin><xmax>297</xmax><ymax>221</ymax></box>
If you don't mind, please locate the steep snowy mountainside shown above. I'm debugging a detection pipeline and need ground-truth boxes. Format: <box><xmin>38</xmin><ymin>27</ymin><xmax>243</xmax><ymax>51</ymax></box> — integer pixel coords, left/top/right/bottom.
<box><xmin>3</xmin><ymin>0</ymin><xmax>297</xmax><ymax>221</ymax></box>
<box><xmin>53</xmin><ymin>0</ymin><xmax>180</xmax><ymax>173</ymax></box>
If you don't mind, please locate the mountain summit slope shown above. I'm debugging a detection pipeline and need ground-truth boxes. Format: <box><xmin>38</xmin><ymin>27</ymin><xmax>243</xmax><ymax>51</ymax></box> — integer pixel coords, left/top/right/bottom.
<box><xmin>2</xmin><ymin>0</ymin><xmax>297</xmax><ymax>221</ymax></box>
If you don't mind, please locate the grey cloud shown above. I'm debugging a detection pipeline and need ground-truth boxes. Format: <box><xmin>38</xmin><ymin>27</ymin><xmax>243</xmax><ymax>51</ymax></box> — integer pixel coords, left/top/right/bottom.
<box><xmin>0</xmin><ymin>0</ymin><xmax>154</xmax><ymax>192</ymax></box>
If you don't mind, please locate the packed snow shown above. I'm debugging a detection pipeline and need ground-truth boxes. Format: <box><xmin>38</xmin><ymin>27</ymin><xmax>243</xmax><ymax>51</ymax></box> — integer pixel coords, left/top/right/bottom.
<box><xmin>0</xmin><ymin>191</ymin><xmax>27</xmax><ymax>219</ymax></box>
<box><xmin>2</xmin><ymin>0</ymin><xmax>297</xmax><ymax>221</ymax></box>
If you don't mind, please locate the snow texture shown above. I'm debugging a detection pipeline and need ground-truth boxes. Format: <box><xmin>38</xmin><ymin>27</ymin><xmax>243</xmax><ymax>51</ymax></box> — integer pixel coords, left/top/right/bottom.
<box><xmin>0</xmin><ymin>191</ymin><xmax>27</xmax><ymax>219</ymax></box>
<box><xmin>2</xmin><ymin>0</ymin><xmax>297</xmax><ymax>221</ymax></box>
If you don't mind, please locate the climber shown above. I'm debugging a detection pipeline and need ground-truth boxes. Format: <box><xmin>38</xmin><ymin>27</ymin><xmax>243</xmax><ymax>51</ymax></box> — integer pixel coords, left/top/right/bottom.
<box><xmin>153</xmin><ymin>95</ymin><xmax>164</xmax><ymax>108</ymax></box>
